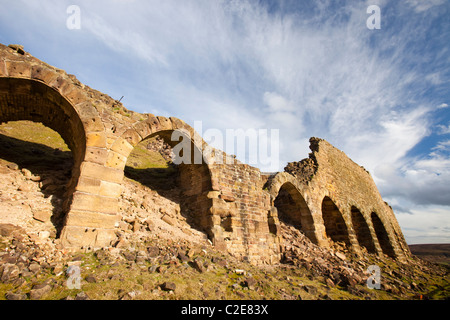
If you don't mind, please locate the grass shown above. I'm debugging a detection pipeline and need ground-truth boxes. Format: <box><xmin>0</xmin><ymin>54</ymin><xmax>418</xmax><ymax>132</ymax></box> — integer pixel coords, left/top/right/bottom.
<box><xmin>126</xmin><ymin>138</ymin><xmax>169</xmax><ymax>170</ymax></box>
<box><xmin>0</xmin><ymin>121</ymin><xmax>70</xmax><ymax>151</ymax></box>
<box><xmin>0</xmin><ymin>121</ymin><xmax>72</xmax><ymax>172</ymax></box>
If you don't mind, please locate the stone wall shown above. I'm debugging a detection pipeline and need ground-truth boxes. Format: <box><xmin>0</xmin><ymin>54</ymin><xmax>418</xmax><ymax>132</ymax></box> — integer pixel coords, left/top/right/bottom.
<box><xmin>265</xmin><ymin>138</ymin><xmax>410</xmax><ymax>262</ymax></box>
<box><xmin>0</xmin><ymin>43</ymin><xmax>409</xmax><ymax>264</ymax></box>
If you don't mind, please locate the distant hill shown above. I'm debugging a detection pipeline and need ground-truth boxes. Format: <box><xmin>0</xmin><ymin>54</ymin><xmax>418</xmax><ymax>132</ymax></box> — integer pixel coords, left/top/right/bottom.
<box><xmin>409</xmin><ymin>244</ymin><xmax>450</xmax><ymax>267</ymax></box>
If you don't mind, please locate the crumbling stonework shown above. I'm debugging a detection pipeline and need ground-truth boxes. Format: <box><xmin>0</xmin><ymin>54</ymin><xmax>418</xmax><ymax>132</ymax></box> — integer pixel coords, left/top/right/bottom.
<box><xmin>0</xmin><ymin>43</ymin><xmax>409</xmax><ymax>264</ymax></box>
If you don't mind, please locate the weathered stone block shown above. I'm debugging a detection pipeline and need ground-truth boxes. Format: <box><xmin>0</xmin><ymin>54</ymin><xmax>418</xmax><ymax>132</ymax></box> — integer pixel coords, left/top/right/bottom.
<box><xmin>31</xmin><ymin>65</ymin><xmax>58</xmax><ymax>84</ymax></box>
<box><xmin>106</xmin><ymin>150</ymin><xmax>127</xmax><ymax>170</ymax></box>
<box><xmin>157</xmin><ymin>116</ymin><xmax>172</xmax><ymax>131</ymax></box>
<box><xmin>65</xmin><ymin>210</ymin><xmax>118</xmax><ymax>229</ymax></box>
<box><xmin>111</xmin><ymin>137</ymin><xmax>134</xmax><ymax>158</ymax></box>
<box><xmin>146</xmin><ymin>114</ymin><xmax>160</xmax><ymax>132</ymax></box>
<box><xmin>84</xmin><ymin>147</ymin><xmax>108</xmax><ymax>165</ymax></box>
<box><xmin>122</xmin><ymin>129</ymin><xmax>141</xmax><ymax>146</ymax></box>
<box><xmin>86</xmin><ymin>132</ymin><xmax>107</xmax><ymax>148</ymax></box>
<box><xmin>80</xmin><ymin>116</ymin><xmax>104</xmax><ymax>133</ymax></box>
<box><xmin>64</xmin><ymin>85</ymin><xmax>86</xmax><ymax>105</ymax></box>
<box><xmin>5</xmin><ymin>61</ymin><xmax>31</xmax><ymax>78</ymax></box>
<box><xmin>49</xmin><ymin>76</ymin><xmax>71</xmax><ymax>93</ymax></box>
<box><xmin>99</xmin><ymin>180</ymin><xmax>123</xmax><ymax>198</ymax></box>
<box><xmin>76</xmin><ymin>176</ymin><xmax>101</xmax><ymax>194</ymax></box>
<box><xmin>60</xmin><ymin>226</ymin><xmax>116</xmax><ymax>249</ymax></box>
<box><xmin>71</xmin><ymin>192</ymin><xmax>119</xmax><ymax>214</ymax></box>
<box><xmin>169</xmin><ymin>117</ymin><xmax>185</xmax><ymax>130</ymax></box>
<box><xmin>133</xmin><ymin>120</ymin><xmax>153</xmax><ymax>140</ymax></box>
<box><xmin>33</xmin><ymin>210</ymin><xmax>52</xmax><ymax>223</ymax></box>
<box><xmin>80</xmin><ymin>161</ymin><xmax>124</xmax><ymax>184</ymax></box>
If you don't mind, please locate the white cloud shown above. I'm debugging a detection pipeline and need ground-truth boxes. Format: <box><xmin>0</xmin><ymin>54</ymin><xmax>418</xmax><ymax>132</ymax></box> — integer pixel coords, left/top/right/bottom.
<box><xmin>405</xmin><ymin>0</ymin><xmax>446</xmax><ymax>13</ymax></box>
<box><xmin>396</xmin><ymin>205</ymin><xmax>450</xmax><ymax>244</ymax></box>
<box><xmin>432</xmin><ymin>139</ymin><xmax>450</xmax><ymax>151</ymax></box>
<box><xmin>263</xmin><ymin>92</ymin><xmax>295</xmax><ymax>113</ymax></box>
<box><xmin>437</xmin><ymin>124</ymin><xmax>450</xmax><ymax>134</ymax></box>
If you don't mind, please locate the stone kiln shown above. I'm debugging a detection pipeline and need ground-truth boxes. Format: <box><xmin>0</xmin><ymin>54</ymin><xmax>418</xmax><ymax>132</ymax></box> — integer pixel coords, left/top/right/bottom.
<box><xmin>0</xmin><ymin>43</ymin><xmax>410</xmax><ymax>264</ymax></box>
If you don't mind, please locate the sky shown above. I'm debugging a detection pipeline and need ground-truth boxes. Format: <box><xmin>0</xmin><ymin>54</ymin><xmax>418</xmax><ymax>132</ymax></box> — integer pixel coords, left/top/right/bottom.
<box><xmin>0</xmin><ymin>0</ymin><xmax>449</xmax><ymax>244</ymax></box>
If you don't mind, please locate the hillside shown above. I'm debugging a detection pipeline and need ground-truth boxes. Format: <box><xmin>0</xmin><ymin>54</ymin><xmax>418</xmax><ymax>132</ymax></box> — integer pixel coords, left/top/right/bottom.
<box><xmin>409</xmin><ymin>244</ymin><xmax>450</xmax><ymax>267</ymax></box>
<box><xmin>0</xmin><ymin>121</ymin><xmax>449</xmax><ymax>300</ymax></box>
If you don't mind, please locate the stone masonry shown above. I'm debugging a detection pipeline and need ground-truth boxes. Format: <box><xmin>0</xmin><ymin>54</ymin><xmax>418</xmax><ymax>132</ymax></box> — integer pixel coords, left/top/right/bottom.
<box><xmin>0</xmin><ymin>43</ymin><xmax>410</xmax><ymax>264</ymax></box>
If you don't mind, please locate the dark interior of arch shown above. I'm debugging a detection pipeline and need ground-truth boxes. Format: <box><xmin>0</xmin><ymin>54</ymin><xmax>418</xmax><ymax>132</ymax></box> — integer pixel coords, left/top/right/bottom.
<box><xmin>124</xmin><ymin>129</ymin><xmax>214</xmax><ymax>239</ymax></box>
<box><xmin>0</xmin><ymin>78</ymin><xmax>86</xmax><ymax>233</ymax></box>
<box><xmin>371</xmin><ymin>212</ymin><xmax>396</xmax><ymax>258</ymax></box>
<box><xmin>321</xmin><ymin>196</ymin><xmax>351</xmax><ymax>246</ymax></box>
<box><xmin>351</xmin><ymin>206</ymin><xmax>376</xmax><ymax>253</ymax></box>
<box><xmin>274</xmin><ymin>182</ymin><xmax>317</xmax><ymax>244</ymax></box>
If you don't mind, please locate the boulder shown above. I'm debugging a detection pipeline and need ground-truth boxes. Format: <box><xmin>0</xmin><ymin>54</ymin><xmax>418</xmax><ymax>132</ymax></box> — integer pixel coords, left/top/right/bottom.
<box><xmin>29</xmin><ymin>284</ymin><xmax>52</xmax><ymax>300</ymax></box>
<box><xmin>0</xmin><ymin>263</ymin><xmax>20</xmax><ymax>283</ymax></box>
<box><xmin>161</xmin><ymin>282</ymin><xmax>176</xmax><ymax>292</ymax></box>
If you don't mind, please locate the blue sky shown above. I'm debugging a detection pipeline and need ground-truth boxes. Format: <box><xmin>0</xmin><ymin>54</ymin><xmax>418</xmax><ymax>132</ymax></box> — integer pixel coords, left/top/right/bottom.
<box><xmin>0</xmin><ymin>0</ymin><xmax>449</xmax><ymax>244</ymax></box>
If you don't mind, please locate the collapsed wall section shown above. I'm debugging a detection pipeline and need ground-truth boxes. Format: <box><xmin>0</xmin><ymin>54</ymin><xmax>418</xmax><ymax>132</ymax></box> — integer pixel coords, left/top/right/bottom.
<box><xmin>207</xmin><ymin>162</ymin><xmax>280</xmax><ymax>264</ymax></box>
<box><xmin>283</xmin><ymin>138</ymin><xmax>410</xmax><ymax>261</ymax></box>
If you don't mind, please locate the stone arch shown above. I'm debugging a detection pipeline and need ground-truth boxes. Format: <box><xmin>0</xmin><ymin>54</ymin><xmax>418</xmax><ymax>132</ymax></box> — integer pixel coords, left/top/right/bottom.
<box><xmin>272</xmin><ymin>182</ymin><xmax>317</xmax><ymax>243</ymax></box>
<box><xmin>350</xmin><ymin>206</ymin><xmax>376</xmax><ymax>254</ymax></box>
<box><xmin>110</xmin><ymin>116</ymin><xmax>215</xmax><ymax>239</ymax></box>
<box><xmin>265</xmin><ymin>172</ymin><xmax>322</xmax><ymax>243</ymax></box>
<box><xmin>0</xmin><ymin>77</ymin><xmax>88</xmax><ymax>238</ymax></box>
<box><xmin>1</xmin><ymin>48</ymin><xmax>119</xmax><ymax>249</ymax></box>
<box><xmin>0</xmin><ymin>78</ymin><xmax>86</xmax><ymax>200</ymax></box>
<box><xmin>371</xmin><ymin>212</ymin><xmax>396</xmax><ymax>258</ymax></box>
<box><xmin>321</xmin><ymin>196</ymin><xmax>351</xmax><ymax>246</ymax></box>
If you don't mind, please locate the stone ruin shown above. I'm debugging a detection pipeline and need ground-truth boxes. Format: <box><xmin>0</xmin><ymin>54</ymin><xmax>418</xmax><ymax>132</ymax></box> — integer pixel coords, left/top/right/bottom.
<box><xmin>0</xmin><ymin>43</ymin><xmax>411</xmax><ymax>265</ymax></box>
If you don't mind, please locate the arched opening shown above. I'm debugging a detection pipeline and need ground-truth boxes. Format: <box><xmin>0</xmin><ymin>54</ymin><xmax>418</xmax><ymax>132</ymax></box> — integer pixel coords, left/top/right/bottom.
<box><xmin>0</xmin><ymin>121</ymin><xmax>74</xmax><ymax>235</ymax></box>
<box><xmin>122</xmin><ymin>129</ymin><xmax>213</xmax><ymax>241</ymax></box>
<box><xmin>273</xmin><ymin>182</ymin><xmax>317</xmax><ymax>243</ymax></box>
<box><xmin>0</xmin><ymin>78</ymin><xmax>86</xmax><ymax>236</ymax></box>
<box><xmin>321</xmin><ymin>196</ymin><xmax>350</xmax><ymax>246</ymax></box>
<box><xmin>351</xmin><ymin>206</ymin><xmax>376</xmax><ymax>254</ymax></box>
<box><xmin>371</xmin><ymin>212</ymin><xmax>396</xmax><ymax>258</ymax></box>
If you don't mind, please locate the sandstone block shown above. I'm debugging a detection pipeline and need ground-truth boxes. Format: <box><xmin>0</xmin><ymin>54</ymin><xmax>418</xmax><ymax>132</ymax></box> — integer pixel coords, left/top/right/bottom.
<box><xmin>64</xmin><ymin>85</ymin><xmax>86</xmax><ymax>105</ymax></box>
<box><xmin>81</xmin><ymin>116</ymin><xmax>105</xmax><ymax>133</ymax></box>
<box><xmin>60</xmin><ymin>226</ymin><xmax>116</xmax><ymax>249</ymax></box>
<box><xmin>99</xmin><ymin>180</ymin><xmax>123</xmax><ymax>198</ymax></box>
<box><xmin>71</xmin><ymin>193</ymin><xmax>119</xmax><ymax>214</ymax></box>
<box><xmin>111</xmin><ymin>137</ymin><xmax>134</xmax><ymax>158</ymax></box>
<box><xmin>31</xmin><ymin>65</ymin><xmax>58</xmax><ymax>84</ymax></box>
<box><xmin>146</xmin><ymin>114</ymin><xmax>160</xmax><ymax>132</ymax></box>
<box><xmin>169</xmin><ymin>117</ymin><xmax>185</xmax><ymax>129</ymax></box>
<box><xmin>86</xmin><ymin>132</ymin><xmax>107</xmax><ymax>148</ymax></box>
<box><xmin>84</xmin><ymin>147</ymin><xmax>108</xmax><ymax>165</ymax></box>
<box><xmin>80</xmin><ymin>162</ymin><xmax>124</xmax><ymax>184</ymax></box>
<box><xmin>65</xmin><ymin>210</ymin><xmax>118</xmax><ymax>229</ymax></box>
<box><xmin>33</xmin><ymin>210</ymin><xmax>52</xmax><ymax>223</ymax></box>
<box><xmin>49</xmin><ymin>76</ymin><xmax>70</xmax><ymax>93</ymax></box>
<box><xmin>133</xmin><ymin>120</ymin><xmax>153</xmax><ymax>140</ymax></box>
<box><xmin>76</xmin><ymin>176</ymin><xmax>101</xmax><ymax>194</ymax></box>
<box><xmin>122</xmin><ymin>129</ymin><xmax>141</xmax><ymax>146</ymax></box>
<box><xmin>157</xmin><ymin>116</ymin><xmax>172</xmax><ymax>131</ymax></box>
<box><xmin>106</xmin><ymin>151</ymin><xmax>127</xmax><ymax>170</ymax></box>
<box><xmin>5</xmin><ymin>61</ymin><xmax>31</xmax><ymax>78</ymax></box>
